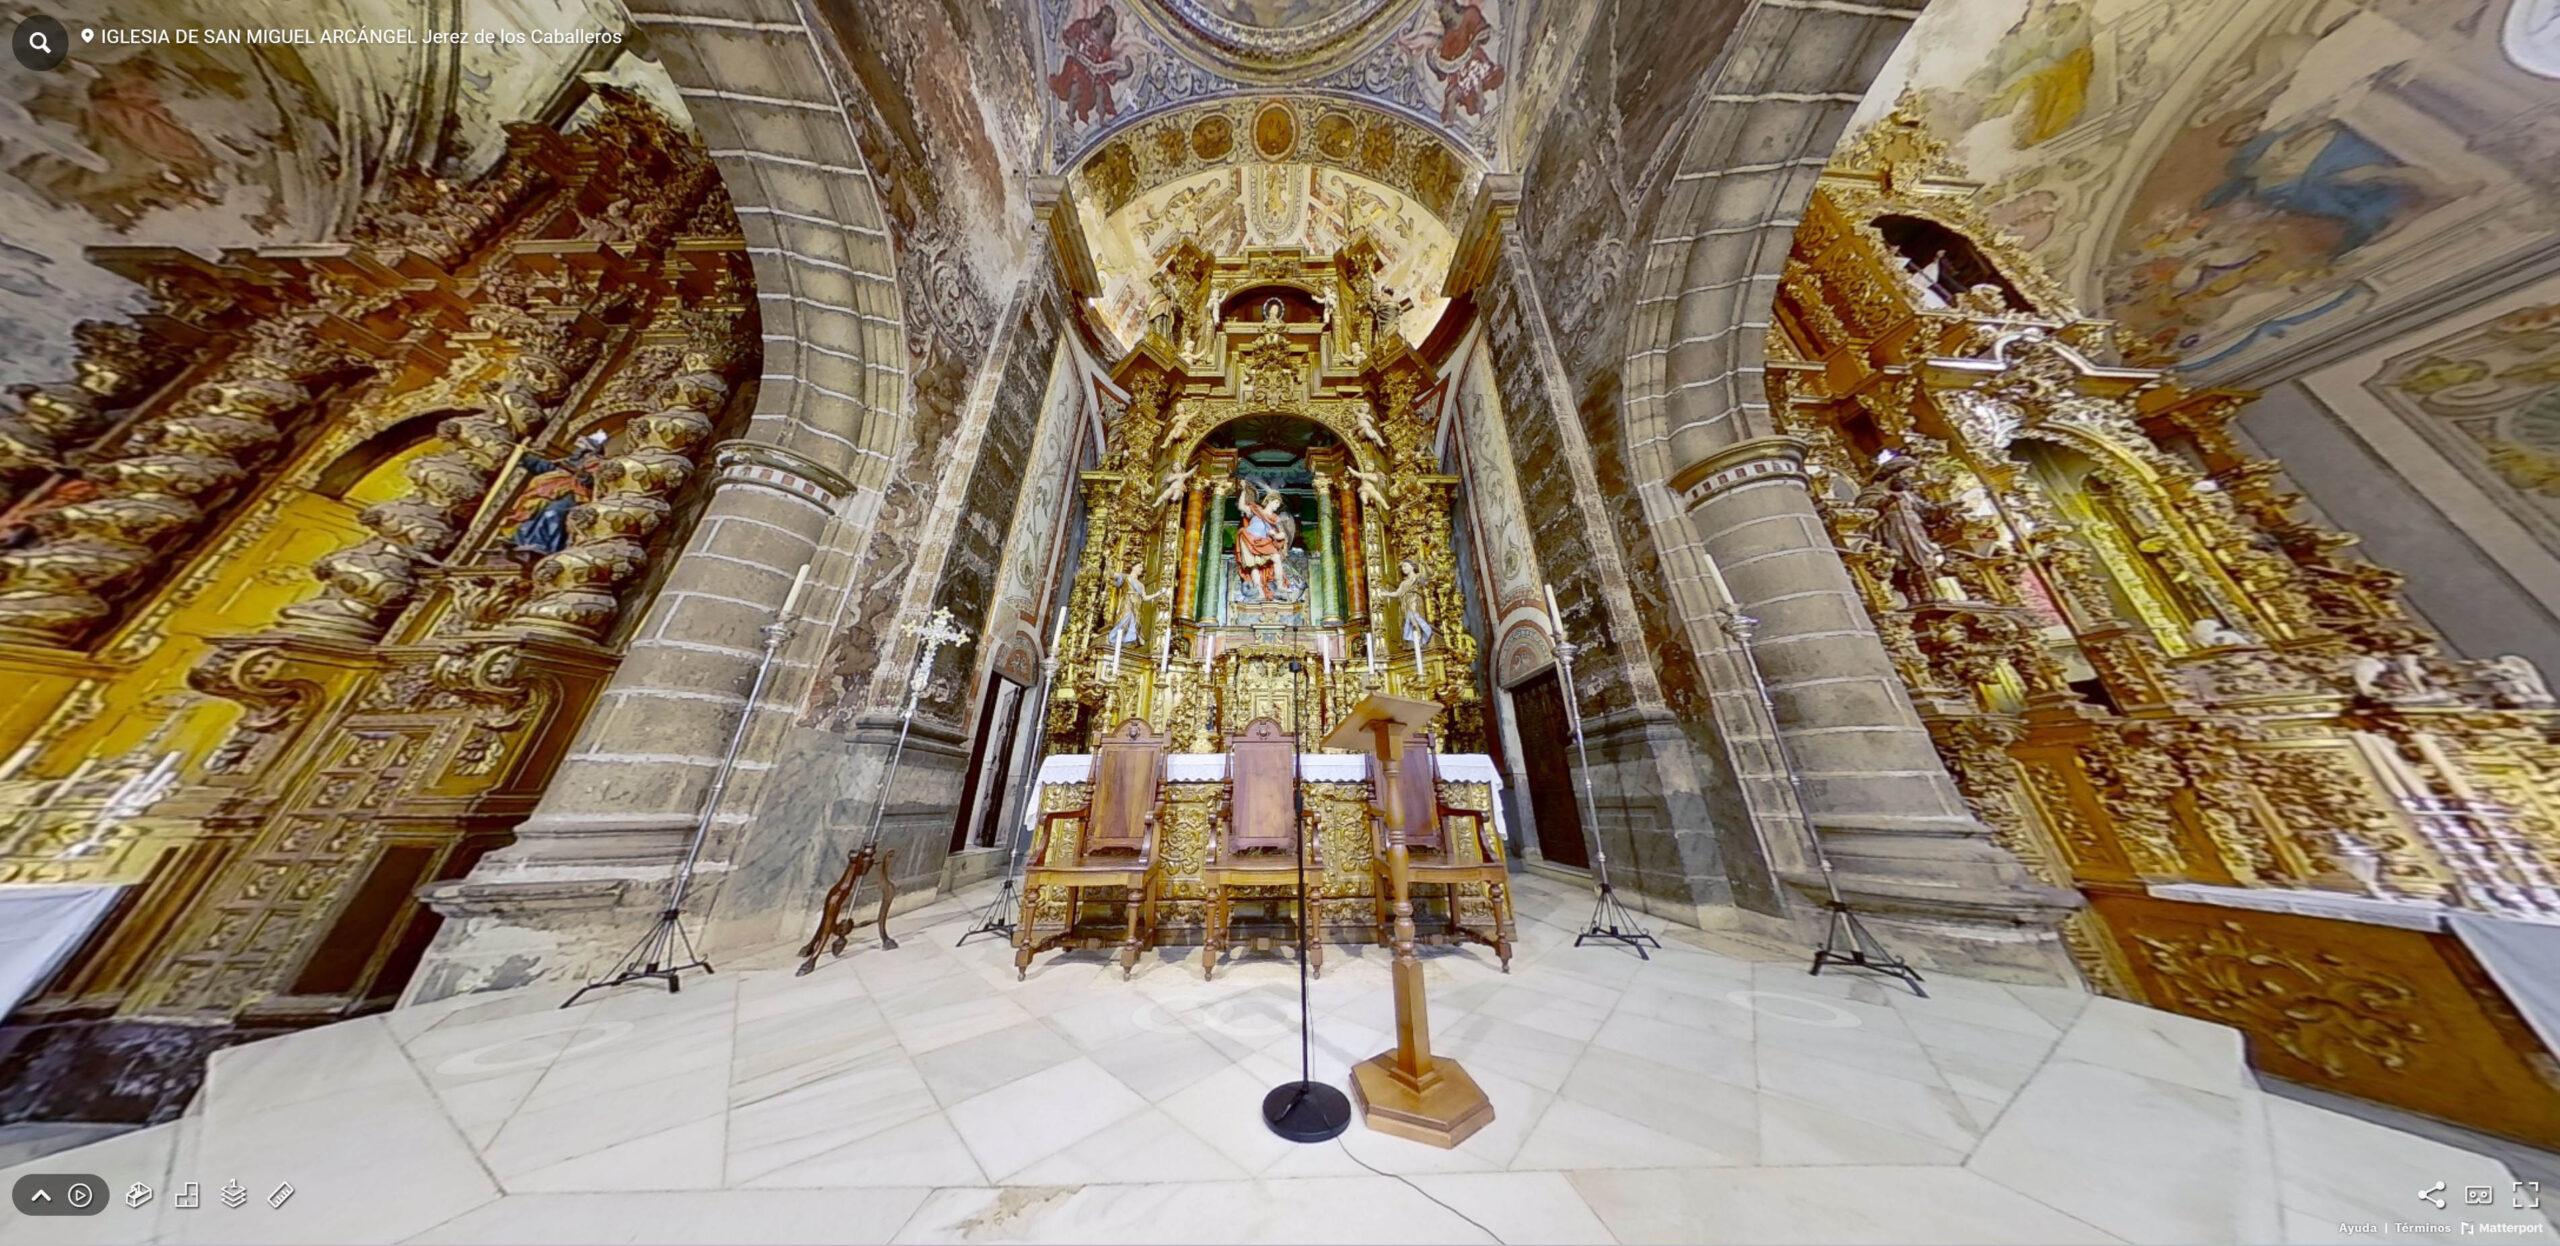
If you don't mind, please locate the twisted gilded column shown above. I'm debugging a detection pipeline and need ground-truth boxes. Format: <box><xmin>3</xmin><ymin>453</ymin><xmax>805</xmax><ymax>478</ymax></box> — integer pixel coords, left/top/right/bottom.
<box><xmin>279</xmin><ymin>369</ymin><xmax>557</xmax><ymax>638</ymax></box>
<box><xmin>509</xmin><ymin>310</ymin><xmax>741</xmax><ymax>639</ymax></box>
<box><xmin>0</xmin><ymin>322</ymin><xmax>176</xmax><ymax>500</ymax></box>
<box><xmin>0</xmin><ymin>320</ymin><xmax>344</xmax><ymax>647</ymax></box>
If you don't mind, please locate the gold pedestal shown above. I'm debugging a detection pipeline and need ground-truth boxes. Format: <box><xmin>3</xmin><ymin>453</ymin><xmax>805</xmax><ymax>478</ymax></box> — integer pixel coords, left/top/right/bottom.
<box><xmin>1324</xmin><ymin>693</ymin><xmax>1493</xmax><ymax>1149</ymax></box>
<box><xmin>1349</xmin><ymin>1051</ymin><xmax>1495</xmax><ymax>1147</ymax></box>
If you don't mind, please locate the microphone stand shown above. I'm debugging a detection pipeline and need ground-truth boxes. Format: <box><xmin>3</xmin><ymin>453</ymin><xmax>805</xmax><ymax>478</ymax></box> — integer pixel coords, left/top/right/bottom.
<box><xmin>1263</xmin><ymin>646</ymin><xmax>1351</xmax><ymax>1142</ymax></box>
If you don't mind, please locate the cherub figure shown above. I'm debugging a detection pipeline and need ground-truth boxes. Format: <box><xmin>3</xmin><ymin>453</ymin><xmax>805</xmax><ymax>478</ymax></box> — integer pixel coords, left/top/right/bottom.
<box><xmin>1345</xmin><ymin>462</ymin><xmax>1391</xmax><ymax>513</ymax></box>
<box><xmin>1151</xmin><ymin>462</ymin><xmax>1196</xmax><ymax>509</ymax></box>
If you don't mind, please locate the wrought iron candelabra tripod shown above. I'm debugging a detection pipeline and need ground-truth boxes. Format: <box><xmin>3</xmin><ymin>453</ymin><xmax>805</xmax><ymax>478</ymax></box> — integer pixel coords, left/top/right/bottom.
<box><xmin>565</xmin><ymin>567</ymin><xmax>811</xmax><ymax>1007</ymax></box>
<box><xmin>1713</xmin><ymin>604</ymin><xmax>1924</xmax><ymax>997</ymax></box>
<box><xmin>1550</xmin><ymin>622</ymin><xmax>1662</xmax><ymax>958</ymax></box>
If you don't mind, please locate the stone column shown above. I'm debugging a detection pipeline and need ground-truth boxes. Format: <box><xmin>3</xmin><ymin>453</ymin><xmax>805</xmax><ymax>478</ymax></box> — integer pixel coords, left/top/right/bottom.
<box><xmin>411</xmin><ymin>439</ymin><xmax>854</xmax><ymax>1000</ymax></box>
<box><xmin>1670</xmin><ymin>436</ymin><xmax>2080</xmax><ymax>978</ymax></box>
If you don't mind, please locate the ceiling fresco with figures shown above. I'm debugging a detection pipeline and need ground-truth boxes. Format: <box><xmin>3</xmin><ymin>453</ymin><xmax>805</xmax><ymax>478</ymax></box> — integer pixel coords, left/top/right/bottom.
<box><xmin>1040</xmin><ymin>0</ymin><xmax>1519</xmax><ymax>164</ymax></box>
<box><xmin>0</xmin><ymin>0</ymin><xmax>639</xmax><ymax>375</ymax></box>
<box><xmin>1854</xmin><ymin>0</ymin><xmax>2560</xmax><ymax>376</ymax></box>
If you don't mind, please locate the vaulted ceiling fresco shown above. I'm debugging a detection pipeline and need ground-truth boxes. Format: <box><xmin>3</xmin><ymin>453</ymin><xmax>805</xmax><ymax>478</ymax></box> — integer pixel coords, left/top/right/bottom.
<box><xmin>0</xmin><ymin>0</ymin><xmax>635</xmax><ymax>374</ymax></box>
<box><xmin>1858</xmin><ymin>0</ymin><xmax>2560</xmax><ymax>377</ymax></box>
<box><xmin>1038</xmin><ymin>0</ymin><xmax>1519</xmax><ymax>165</ymax></box>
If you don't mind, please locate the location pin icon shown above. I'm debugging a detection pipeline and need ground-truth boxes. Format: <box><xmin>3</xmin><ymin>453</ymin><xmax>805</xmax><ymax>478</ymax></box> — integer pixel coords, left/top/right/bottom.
<box><xmin>79</xmin><ymin>27</ymin><xmax>91</xmax><ymax>41</ymax></box>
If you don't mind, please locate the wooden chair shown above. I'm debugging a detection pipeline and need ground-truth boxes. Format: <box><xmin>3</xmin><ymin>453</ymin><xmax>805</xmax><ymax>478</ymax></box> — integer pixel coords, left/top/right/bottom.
<box><xmin>1366</xmin><ymin>734</ymin><xmax>1516</xmax><ymax>971</ymax></box>
<box><xmin>1200</xmin><ymin>717</ymin><xmax>1322</xmax><ymax>979</ymax></box>
<box><xmin>1015</xmin><ymin>718</ymin><xmax>1169</xmax><ymax>979</ymax></box>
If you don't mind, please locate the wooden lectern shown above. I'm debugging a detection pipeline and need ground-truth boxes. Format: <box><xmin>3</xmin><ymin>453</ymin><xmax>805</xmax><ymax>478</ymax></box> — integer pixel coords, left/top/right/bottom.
<box><xmin>1322</xmin><ymin>693</ymin><xmax>1495</xmax><ymax>1148</ymax></box>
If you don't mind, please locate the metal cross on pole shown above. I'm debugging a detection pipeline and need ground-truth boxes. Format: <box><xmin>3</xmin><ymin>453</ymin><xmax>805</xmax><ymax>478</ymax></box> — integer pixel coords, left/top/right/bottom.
<box><xmin>798</xmin><ymin>607</ymin><xmax>973</xmax><ymax>974</ymax></box>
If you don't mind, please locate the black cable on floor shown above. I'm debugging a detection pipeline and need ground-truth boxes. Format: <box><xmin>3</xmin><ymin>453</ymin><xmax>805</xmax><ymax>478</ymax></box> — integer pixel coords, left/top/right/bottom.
<box><xmin>1332</xmin><ymin>1137</ymin><xmax>1506</xmax><ymax>1244</ymax></box>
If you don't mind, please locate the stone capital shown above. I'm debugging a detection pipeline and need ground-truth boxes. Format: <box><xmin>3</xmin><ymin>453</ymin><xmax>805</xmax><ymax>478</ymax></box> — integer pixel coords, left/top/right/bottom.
<box><xmin>1668</xmin><ymin>435</ymin><xmax>1809</xmax><ymax>512</ymax></box>
<box><xmin>710</xmin><ymin>439</ymin><xmax>854</xmax><ymax>508</ymax></box>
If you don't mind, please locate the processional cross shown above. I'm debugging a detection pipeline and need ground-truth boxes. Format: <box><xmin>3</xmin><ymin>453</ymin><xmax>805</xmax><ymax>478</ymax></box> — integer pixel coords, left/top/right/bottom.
<box><xmin>798</xmin><ymin>605</ymin><xmax>975</xmax><ymax>974</ymax></box>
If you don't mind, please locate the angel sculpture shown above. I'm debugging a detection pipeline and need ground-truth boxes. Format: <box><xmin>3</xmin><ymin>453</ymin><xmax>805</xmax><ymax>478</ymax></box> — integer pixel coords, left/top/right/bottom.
<box><xmin>1352</xmin><ymin>405</ymin><xmax>1388</xmax><ymax>448</ymax></box>
<box><xmin>1151</xmin><ymin>462</ymin><xmax>1196</xmax><ymax>510</ymax></box>
<box><xmin>1345</xmin><ymin>462</ymin><xmax>1391</xmax><ymax>514</ymax></box>
<box><xmin>1233</xmin><ymin>481</ymin><xmax>1299</xmax><ymax>602</ymax></box>
<box><xmin>1104</xmin><ymin>562</ymin><xmax>1171</xmax><ymax>649</ymax></box>
<box><xmin>1376</xmin><ymin>559</ymin><xmax>1437</xmax><ymax>660</ymax></box>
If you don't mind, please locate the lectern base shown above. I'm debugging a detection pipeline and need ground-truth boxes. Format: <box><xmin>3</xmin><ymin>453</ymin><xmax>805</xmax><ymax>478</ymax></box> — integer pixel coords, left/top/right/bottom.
<box><xmin>1348</xmin><ymin>1052</ymin><xmax>1494</xmax><ymax>1148</ymax></box>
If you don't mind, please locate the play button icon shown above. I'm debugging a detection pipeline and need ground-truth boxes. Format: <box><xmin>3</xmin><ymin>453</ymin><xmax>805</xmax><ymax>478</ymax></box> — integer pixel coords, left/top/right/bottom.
<box><xmin>12</xmin><ymin>1173</ymin><xmax>106</xmax><ymax>1216</ymax></box>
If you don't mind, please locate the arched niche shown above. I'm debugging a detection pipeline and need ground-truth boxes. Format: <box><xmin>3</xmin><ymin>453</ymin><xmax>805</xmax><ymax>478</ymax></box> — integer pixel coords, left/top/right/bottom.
<box><xmin>1178</xmin><ymin>412</ymin><xmax>1363</xmax><ymax>628</ymax></box>
<box><xmin>1873</xmin><ymin>214</ymin><xmax>2034</xmax><ymax>312</ymax></box>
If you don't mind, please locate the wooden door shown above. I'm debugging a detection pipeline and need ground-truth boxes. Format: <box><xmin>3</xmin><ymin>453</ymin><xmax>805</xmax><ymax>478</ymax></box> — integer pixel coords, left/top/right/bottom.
<box><xmin>1510</xmin><ymin>670</ymin><xmax>1587</xmax><ymax>868</ymax></box>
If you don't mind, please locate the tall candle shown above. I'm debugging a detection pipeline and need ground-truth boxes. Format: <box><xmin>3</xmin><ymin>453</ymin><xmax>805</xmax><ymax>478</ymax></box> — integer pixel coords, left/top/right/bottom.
<box><xmin>780</xmin><ymin>562</ymin><xmax>810</xmax><ymax>616</ymax></box>
<box><xmin>1050</xmin><ymin>605</ymin><xmax>1068</xmax><ymax>647</ymax></box>
<box><xmin>1544</xmin><ymin>582</ymin><xmax>1566</xmax><ymax>639</ymax></box>
<box><xmin>1157</xmin><ymin>625</ymin><xmax>1171</xmax><ymax>674</ymax></box>
<box><xmin>1367</xmin><ymin>633</ymin><xmax>1378</xmax><ymax>672</ymax></box>
<box><xmin>1702</xmin><ymin>553</ymin><xmax>1734</xmax><ymax>606</ymax></box>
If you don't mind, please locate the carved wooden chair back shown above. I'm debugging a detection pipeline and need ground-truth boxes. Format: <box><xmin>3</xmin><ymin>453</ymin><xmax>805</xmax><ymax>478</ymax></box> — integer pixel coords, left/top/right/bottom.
<box><xmin>1367</xmin><ymin>732</ymin><xmax>1447</xmax><ymax>853</ymax></box>
<box><xmin>1082</xmin><ymin>717</ymin><xmax>1167</xmax><ymax>858</ymax></box>
<box><xmin>1222</xmin><ymin>717</ymin><xmax>1300</xmax><ymax>855</ymax></box>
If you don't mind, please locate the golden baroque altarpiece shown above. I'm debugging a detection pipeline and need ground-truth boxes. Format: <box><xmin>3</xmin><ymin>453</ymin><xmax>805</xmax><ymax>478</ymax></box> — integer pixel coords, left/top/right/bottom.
<box><xmin>1027</xmin><ymin>241</ymin><xmax>1503</xmax><ymax>940</ymax></box>
<box><xmin>1774</xmin><ymin>108</ymin><xmax>2560</xmax><ymax>1145</ymax></box>
<box><xmin>0</xmin><ymin>90</ymin><xmax>755</xmax><ymax>1108</ymax></box>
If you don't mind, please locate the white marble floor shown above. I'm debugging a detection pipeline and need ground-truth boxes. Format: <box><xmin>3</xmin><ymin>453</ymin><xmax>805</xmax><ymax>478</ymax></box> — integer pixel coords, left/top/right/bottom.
<box><xmin>6</xmin><ymin>875</ymin><xmax>2552</xmax><ymax>1245</ymax></box>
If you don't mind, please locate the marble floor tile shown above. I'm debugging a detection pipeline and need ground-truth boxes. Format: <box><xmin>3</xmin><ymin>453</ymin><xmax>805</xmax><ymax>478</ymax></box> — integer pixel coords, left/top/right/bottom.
<box><xmin>1966</xmin><ymin>1058</ymin><xmax>2244</xmax><ymax>1243</ymax></box>
<box><xmin>1754</xmin><ymin>1046</ymin><xmax>1977</xmax><ymax>1152</ymax></box>
<box><xmin>483</xmin><ymin>1061</ymin><xmax>729</xmax><ymax>1182</ymax></box>
<box><xmin>730</xmin><ymin>993</ymin><xmax>899</xmax><ymax>1105</ymax></box>
<box><xmin>1408</xmin><ymin>1171</ymin><xmax>1616</xmax><ymax>1245</ymax></box>
<box><xmin>886</xmin><ymin>992</ymin><xmax>1036</xmax><ymax>1056</ymax></box>
<box><xmin>723</xmin><ymin>1048</ymin><xmax>940</xmax><ymax>1184</ymax></box>
<box><xmin>1005</xmin><ymin>1107</ymin><xmax>1250</xmax><ymax>1185</ymax></box>
<box><xmin>944</xmin><ymin>1055</ymin><xmax>1147</xmax><ymax>1182</ymax></box>
<box><xmin>888</xmin><ymin>1175</ymin><xmax>1496</xmax><ymax>1244</ymax></box>
<box><xmin>405</xmin><ymin>1188</ymin><xmax>937</xmax><ymax>1244</ymax></box>
<box><xmin>1557</xmin><ymin>1045</ymin><xmax>1760</xmax><ymax>1162</ymax></box>
<box><xmin>1568</xmin><ymin>1165</ymin><xmax>2122</xmax><ymax>1244</ymax></box>
<box><xmin>1470</xmin><ymin>982</ymin><xmax>1614</xmax><ymax>1043</ymax></box>
<box><xmin>1900</xmin><ymin>1012</ymin><xmax>2059</xmax><ymax>1102</ymax></box>
<box><xmin>1506</xmin><ymin>1096</ymin><xmax>1738</xmax><ymax>1170</ymax></box>
<box><xmin>1589</xmin><ymin>1008</ymin><xmax>1754</xmax><ymax>1088</ymax></box>
<box><xmin>167</xmin><ymin>1068</ymin><xmax>500</xmax><ymax>1245</ymax></box>
<box><xmin>204</xmin><ymin>1016</ymin><xmax>419</xmax><ymax>1116</ymax></box>
<box><xmin>506</xmin><ymin>1112</ymin><xmax>727</xmax><ymax>1193</ymax></box>
<box><xmin>1159</xmin><ymin>1064</ymin><xmax>1323</xmax><ymax>1177</ymax></box>
<box><xmin>512</xmin><ymin>1006</ymin><xmax>733</xmax><ymax>1114</ymax></box>
<box><xmin>1434</xmin><ymin>1011</ymin><xmax>1590</xmax><ymax>1091</ymax></box>
<box><xmin>1759</xmin><ymin>1091</ymin><xmax>1970</xmax><ymax>1167</ymax></box>
<box><xmin>1075</xmin><ymin>1020</ymin><xmax>1238</xmax><ymax>1103</ymax></box>
<box><xmin>740</xmin><ymin>1111</ymin><xmax>990</xmax><ymax>1189</ymax></box>
<box><xmin>2003</xmin><ymin>981</ymin><xmax>2096</xmax><ymax>1031</ymax></box>
<box><xmin>913</xmin><ymin>1019</ymin><xmax>1079</xmax><ymax>1107</ymax></box>
<box><xmin>2049</xmin><ymin>996</ymin><xmax>2251</xmax><ymax>1099</ymax></box>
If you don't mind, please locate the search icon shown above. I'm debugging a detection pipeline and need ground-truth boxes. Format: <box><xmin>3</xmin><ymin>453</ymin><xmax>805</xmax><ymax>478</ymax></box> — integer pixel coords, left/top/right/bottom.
<box><xmin>14</xmin><ymin>15</ymin><xmax>68</xmax><ymax>70</ymax></box>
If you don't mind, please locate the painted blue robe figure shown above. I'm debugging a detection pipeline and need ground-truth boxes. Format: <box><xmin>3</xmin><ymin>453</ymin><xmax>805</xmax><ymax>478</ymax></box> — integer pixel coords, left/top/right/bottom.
<box><xmin>2202</xmin><ymin>118</ymin><xmax>2418</xmax><ymax>259</ymax></box>
<box><xmin>501</xmin><ymin>438</ymin><xmax>603</xmax><ymax>563</ymax></box>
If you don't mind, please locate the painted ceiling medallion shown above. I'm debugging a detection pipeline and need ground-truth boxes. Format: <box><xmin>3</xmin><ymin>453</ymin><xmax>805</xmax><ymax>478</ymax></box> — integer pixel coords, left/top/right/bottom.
<box><xmin>1135</xmin><ymin>0</ymin><xmax>1425</xmax><ymax>81</ymax></box>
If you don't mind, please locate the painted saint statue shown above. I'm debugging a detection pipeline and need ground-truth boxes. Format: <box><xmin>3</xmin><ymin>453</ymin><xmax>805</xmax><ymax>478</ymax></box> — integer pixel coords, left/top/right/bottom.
<box><xmin>1233</xmin><ymin>481</ymin><xmax>1298</xmax><ymax>602</ymax></box>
